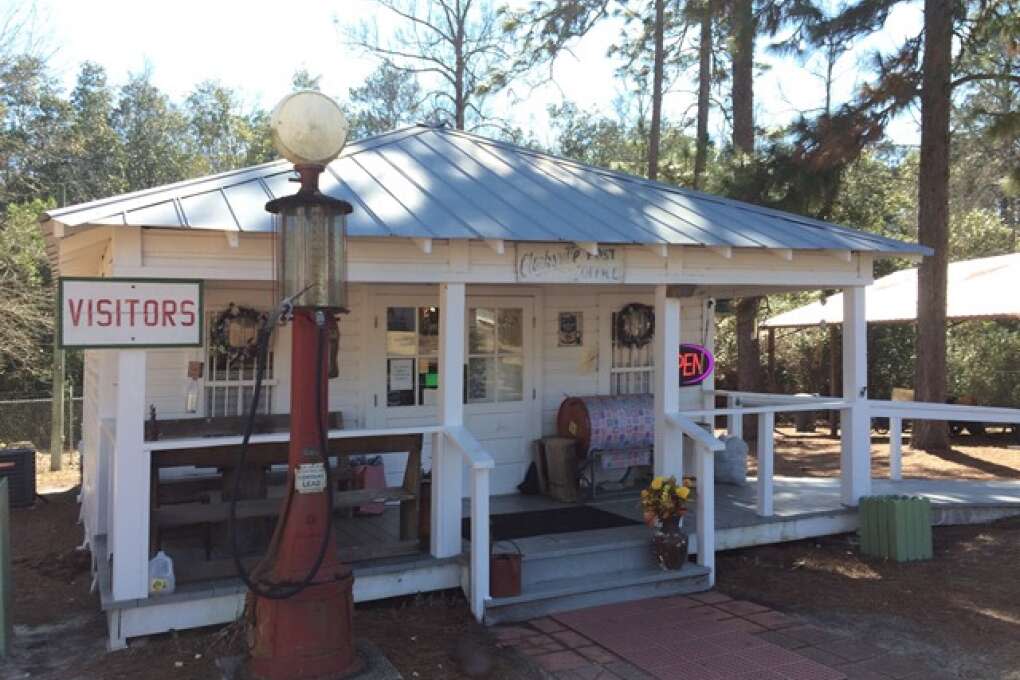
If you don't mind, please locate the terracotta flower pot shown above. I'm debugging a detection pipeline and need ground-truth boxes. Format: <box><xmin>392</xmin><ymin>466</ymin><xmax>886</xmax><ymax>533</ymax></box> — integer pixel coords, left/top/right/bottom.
<box><xmin>651</xmin><ymin>515</ymin><xmax>689</xmax><ymax>570</ymax></box>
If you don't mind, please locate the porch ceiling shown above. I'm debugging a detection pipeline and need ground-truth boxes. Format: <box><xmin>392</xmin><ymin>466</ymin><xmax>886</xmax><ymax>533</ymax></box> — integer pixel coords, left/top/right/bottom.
<box><xmin>42</xmin><ymin>125</ymin><xmax>929</xmax><ymax>258</ymax></box>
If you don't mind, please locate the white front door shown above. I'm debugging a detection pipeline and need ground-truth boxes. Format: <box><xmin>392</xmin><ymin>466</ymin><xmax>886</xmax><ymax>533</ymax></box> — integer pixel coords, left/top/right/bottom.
<box><xmin>463</xmin><ymin>296</ymin><xmax>534</xmax><ymax>494</ymax></box>
<box><xmin>369</xmin><ymin>291</ymin><xmax>535</xmax><ymax>494</ymax></box>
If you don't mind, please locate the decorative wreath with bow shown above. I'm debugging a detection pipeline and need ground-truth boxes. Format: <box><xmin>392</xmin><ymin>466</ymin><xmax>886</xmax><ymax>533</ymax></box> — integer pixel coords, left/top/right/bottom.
<box><xmin>616</xmin><ymin>303</ymin><xmax>655</xmax><ymax>348</ymax></box>
<box><xmin>210</xmin><ymin>303</ymin><xmax>268</xmax><ymax>363</ymax></box>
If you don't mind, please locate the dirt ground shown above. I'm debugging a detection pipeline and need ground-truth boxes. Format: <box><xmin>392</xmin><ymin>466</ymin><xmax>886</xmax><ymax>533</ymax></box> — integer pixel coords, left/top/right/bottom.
<box><xmin>33</xmin><ymin>450</ymin><xmax>83</xmax><ymax>493</ymax></box>
<box><xmin>758</xmin><ymin>426</ymin><xmax>1020</xmax><ymax>480</ymax></box>
<box><xmin>3</xmin><ymin>490</ymin><xmax>539</xmax><ymax>680</ymax></box>
<box><xmin>717</xmin><ymin>517</ymin><xmax>1020</xmax><ymax>679</ymax></box>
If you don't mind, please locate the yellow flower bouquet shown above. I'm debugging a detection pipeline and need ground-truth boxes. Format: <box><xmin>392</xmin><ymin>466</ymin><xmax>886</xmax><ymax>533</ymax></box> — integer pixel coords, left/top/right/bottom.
<box><xmin>640</xmin><ymin>475</ymin><xmax>694</xmax><ymax>527</ymax></box>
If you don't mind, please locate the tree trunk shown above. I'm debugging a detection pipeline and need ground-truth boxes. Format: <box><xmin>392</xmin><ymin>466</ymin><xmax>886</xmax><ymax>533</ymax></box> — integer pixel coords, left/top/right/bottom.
<box><xmin>647</xmin><ymin>0</ymin><xmax>666</xmax><ymax>181</ymax></box>
<box><xmin>736</xmin><ymin>297</ymin><xmax>762</xmax><ymax>436</ymax></box>
<box><xmin>694</xmin><ymin>0</ymin><xmax>713</xmax><ymax>189</ymax></box>
<box><xmin>731</xmin><ymin>0</ymin><xmax>759</xmax><ymax>432</ymax></box>
<box><xmin>730</xmin><ymin>0</ymin><xmax>755</xmax><ymax>156</ymax></box>
<box><xmin>912</xmin><ymin>0</ymin><xmax>953</xmax><ymax>452</ymax></box>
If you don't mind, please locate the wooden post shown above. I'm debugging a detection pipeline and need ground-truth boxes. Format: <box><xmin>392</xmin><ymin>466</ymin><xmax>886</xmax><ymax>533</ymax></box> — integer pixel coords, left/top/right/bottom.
<box><xmin>111</xmin><ymin>350</ymin><xmax>150</xmax><ymax>600</ymax></box>
<box><xmin>432</xmin><ymin>283</ymin><xmax>465</xmax><ymax>559</ymax></box>
<box><xmin>654</xmin><ymin>285</ymin><xmax>682</xmax><ymax>478</ymax></box>
<box><xmin>50</xmin><ymin>337</ymin><xmax>65</xmax><ymax>471</ymax></box>
<box><xmin>726</xmin><ymin>395</ymin><xmax>743</xmax><ymax>440</ymax></box>
<box><xmin>756</xmin><ymin>412</ymin><xmax>775</xmax><ymax>516</ymax></box>
<box><xmin>469</xmin><ymin>466</ymin><xmax>489</xmax><ymax>621</ymax></box>
<box><xmin>695</xmin><ymin>443</ymin><xmax>715</xmax><ymax>585</ymax></box>
<box><xmin>0</xmin><ymin>479</ymin><xmax>10</xmax><ymax>657</ymax></box>
<box><xmin>840</xmin><ymin>287</ymin><xmax>871</xmax><ymax>506</ymax></box>
<box><xmin>828</xmin><ymin>326</ymin><xmax>840</xmax><ymax>436</ymax></box>
<box><xmin>889</xmin><ymin>417</ymin><xmax>903</xmax><ymax>481</ymax></box>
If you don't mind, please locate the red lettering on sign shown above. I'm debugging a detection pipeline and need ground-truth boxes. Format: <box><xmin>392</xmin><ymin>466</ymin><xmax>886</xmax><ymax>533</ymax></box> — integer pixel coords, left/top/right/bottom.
<box><xmin>68</xmin><ymin>299</ymin><xmax>85</xmax><ymax>326</ymax></box>
<box><xmin>125</xmin><ymin>299</ymin><xmax>139</xmax><ymax>327</ymax></box>
<box><xmin>96</xmin><ymin>299</ymin><xmax>113</xmax><ymax>327</ymax></box>
<box><xmin>179</xmin><ymin>300</ymin><xmax>195</xmax><ymax>327</ymax></box>
<box><xmin>162</xmin><ymin>300</ymin><xmax>177</xmax><ymax>326</ymax></box>
<box><xmin>143</xmin><ymin>300</ymin><xmax>159</xmax><ymax>326</ymax></box>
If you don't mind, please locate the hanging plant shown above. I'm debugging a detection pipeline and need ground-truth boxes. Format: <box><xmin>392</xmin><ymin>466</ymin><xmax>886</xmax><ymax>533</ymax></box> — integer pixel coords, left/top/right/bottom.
<box><xmin>616</xmin><ymin>303</ymin><xmax>655</xmax><ymax>348</ymax></box>
<box><xmin>210</xmin><ymin>303</ymin><xmax>268</xmax><ymax>364</ymax></box>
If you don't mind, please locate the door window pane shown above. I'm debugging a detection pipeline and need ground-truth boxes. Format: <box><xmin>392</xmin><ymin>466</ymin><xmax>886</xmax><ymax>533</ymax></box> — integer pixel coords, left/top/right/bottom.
<box><xmin>497</xmin><ymin>309</ymin><xmax>523</xmax><ymax>353</ymax></box>
<box><xmin>497</xmin><ymin>356</ymin><xmax>523</xmax><ymax>402</ymax></box>
<box><xmin>467</xmin><ymin>357</ymin><xmax>496</xmax><ymax>403</ymax></box>
<box><xmin>386</xmin><ymin>307</ymin><xmax>417</xmax><ymax>356</ymax></box>
<box><xmin>469</xmin><ymin>308</ymin><xmax>496</xmax><ymax>354</ymax></box>
<box><xmin>387</xmin><ymin>357</ymin><xmax>416</xmax><ymax>406</ymax></box>
<box><xmin>418</xmin><ymin>307</ymin><xmax>440</xmax><ymax>355</ymax></box>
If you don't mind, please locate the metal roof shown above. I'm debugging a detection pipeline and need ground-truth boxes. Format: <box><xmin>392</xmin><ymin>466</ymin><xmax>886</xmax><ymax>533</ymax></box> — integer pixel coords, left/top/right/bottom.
<box><xmin>762</xmin><ymin>253</ymin><xmax>1020</xmax><ymax>327</ymax></box>
<box><xmin>42</xmin><ymin>124</ymin><xmax>930</xmax><ymax>256</ymax></box>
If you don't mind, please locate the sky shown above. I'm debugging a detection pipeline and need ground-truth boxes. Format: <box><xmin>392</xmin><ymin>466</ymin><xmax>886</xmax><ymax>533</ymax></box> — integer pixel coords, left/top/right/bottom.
<box><xmin>15</xmin><ymin>0</ymin><xmax>923</xmax><ymax>149</ymax></box>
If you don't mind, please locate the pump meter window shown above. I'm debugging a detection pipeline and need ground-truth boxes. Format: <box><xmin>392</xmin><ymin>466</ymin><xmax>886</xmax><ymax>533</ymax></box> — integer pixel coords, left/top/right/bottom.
<box><xmin>386</xmin><ymin>306</ymin><xmax>439</xmax><ymax>406</ymax></box>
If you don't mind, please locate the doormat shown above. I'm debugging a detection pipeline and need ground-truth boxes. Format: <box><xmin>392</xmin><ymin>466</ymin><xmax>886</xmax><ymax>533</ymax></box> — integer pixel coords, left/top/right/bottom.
<box><xmin>462</xmin><ymin>506</ymin><xmax>640</xmax><ymax>542</ymax></box>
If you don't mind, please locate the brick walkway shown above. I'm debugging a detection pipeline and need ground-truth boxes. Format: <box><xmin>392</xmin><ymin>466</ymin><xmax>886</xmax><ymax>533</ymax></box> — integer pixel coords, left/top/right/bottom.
<box><xmin>496</xmin><ymin>592</ymin><xmax>942</xmax><ymax>680</ymax></box>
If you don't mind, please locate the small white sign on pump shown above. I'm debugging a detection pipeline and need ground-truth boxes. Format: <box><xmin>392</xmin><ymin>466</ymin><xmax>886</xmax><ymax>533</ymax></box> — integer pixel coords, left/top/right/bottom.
<box><xmin>59</xmin><ymin>278</ymin><xmax>204</xmax><ymax>348</ymax></box>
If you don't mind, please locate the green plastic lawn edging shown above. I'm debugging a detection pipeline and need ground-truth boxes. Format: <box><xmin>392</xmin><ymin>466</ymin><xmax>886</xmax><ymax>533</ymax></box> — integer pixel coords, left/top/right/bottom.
<box><xmin>0</xmin><ymin>479</ymin><xmax>10</xmax><ymax>657</ymax></box>
<box><xmin>859</xmin><ymin>494</ymin><xmax>933</xmax><ymax>562</ymax></box>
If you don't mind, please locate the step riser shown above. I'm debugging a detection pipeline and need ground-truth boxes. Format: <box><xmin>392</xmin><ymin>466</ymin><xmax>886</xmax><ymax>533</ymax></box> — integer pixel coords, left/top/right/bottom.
<box><xmin>520</xmin><ymin>542</ymin><xmax>658</xmax><ymax>587</ymax></box>
<box><xmin>484</xmin><ymin>573</ymin><xmax>711</xmax><ymax>625</ymax></box>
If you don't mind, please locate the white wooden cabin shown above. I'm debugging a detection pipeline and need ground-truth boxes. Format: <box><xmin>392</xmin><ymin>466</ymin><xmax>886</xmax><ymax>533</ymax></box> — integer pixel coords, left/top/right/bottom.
<box><xmin>40</xmin><ymin>126</ymin><xmax>1020</xmax><ymax>650</ymax></box>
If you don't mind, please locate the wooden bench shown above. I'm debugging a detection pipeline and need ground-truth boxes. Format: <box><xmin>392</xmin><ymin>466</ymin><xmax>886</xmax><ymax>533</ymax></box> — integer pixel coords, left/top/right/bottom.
<box><xmin>150</xmin><ymin>432</ymin><xmax>424</xmax><ymax>583</ymax></box>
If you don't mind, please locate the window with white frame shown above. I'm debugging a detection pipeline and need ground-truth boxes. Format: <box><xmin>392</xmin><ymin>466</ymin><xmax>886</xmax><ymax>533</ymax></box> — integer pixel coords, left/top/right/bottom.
<box><xmin>466</xmin><ymin>306</ymin><xmax>524</xmax><ymax>404</ymax></box>
<box><xmin>204</xmin><ymin>310</ymin><xmax>275</xmax><ymax>417</ymax></box>
<box><xmin>610</xmin><ymin>306</ymin><xmax>654</xmax><ymax>395</ymax></box>
<box><xmin>385</xmin><ymin>306</ymin><xmax>440</xmax><ymax>407</ymax></box>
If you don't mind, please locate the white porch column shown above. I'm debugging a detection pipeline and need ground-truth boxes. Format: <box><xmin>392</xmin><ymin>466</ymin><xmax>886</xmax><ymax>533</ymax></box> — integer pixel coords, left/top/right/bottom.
<box><xmin>840</xmin><ymin>286</ymin><xmax>871</xmax><ymax>505</ymax></box>
<box><xmin>110</xmin><ymin>350</ymin><xmax>149</xmax><ymax>601</ymax></box>
<box><xmin>653</xmin><ymin>285</ymin><xmax>682</xmax><ymax>478</ymax></box>
<box><xmin>432</xmin><ymin>283</ymin><xmax>466</xmax><ymax>559</ymax></box>
<box><xmin>694</xmin><ymin>443</ymin><xmax>715</xmax><ymax>585</ymax></box>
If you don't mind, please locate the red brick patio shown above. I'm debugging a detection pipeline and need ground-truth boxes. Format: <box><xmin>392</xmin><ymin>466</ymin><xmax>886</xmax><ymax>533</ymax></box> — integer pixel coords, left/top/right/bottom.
<box><xmin>496</xmin><ymin>592</ymin><xmax>943</xmax><ymax>680</ymax></box>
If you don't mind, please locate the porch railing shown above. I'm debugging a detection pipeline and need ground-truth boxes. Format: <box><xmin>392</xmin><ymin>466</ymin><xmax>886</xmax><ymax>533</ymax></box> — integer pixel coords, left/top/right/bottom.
<box><xmin>697</xmin><ymin>391</ymin><xmax>1020</xmax><ymax>517</ymax></box>
<box><xmin>666</xmin><ymin>411</ymin><xmax>724</xmax><ymax>583</ymax></box>
<box><xmin>868</xmin><ymin>400</ymin><xmax>1020</xmax><ymax>481</ymax></box>
<box><xmin>443</xmin><ymin>425</ymin><xmax>495</xmax><ymax>621</ymax></box>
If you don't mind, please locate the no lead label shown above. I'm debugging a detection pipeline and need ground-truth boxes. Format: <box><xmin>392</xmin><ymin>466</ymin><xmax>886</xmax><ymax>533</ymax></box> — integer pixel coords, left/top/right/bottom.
<box><xmin>295</xmin><ymin>462</ymin><xmax>327</xmax><ymax>494</ymax></box>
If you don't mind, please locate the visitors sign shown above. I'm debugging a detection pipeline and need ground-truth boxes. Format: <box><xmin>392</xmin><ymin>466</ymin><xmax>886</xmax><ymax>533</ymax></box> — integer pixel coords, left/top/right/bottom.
<box><xmin>58</xmin><ymin>277</ymin><xmax>204</xmax><ymax>348</ymax></box>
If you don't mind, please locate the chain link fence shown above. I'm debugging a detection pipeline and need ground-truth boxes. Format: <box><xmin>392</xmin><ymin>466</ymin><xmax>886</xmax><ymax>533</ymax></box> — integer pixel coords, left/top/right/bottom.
<box><xmin>0</xmin><ymin>393</ymin><xmax>83</xmax><ymax>452</ymax></box>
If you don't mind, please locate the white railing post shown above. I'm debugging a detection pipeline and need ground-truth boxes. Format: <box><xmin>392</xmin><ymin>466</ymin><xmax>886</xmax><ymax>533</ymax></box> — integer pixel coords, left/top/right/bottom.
<box><xmin>469</xmin><ymin>466</ymin><xmax>490</xmax><ymax>622</ymax></box>
<box><xmin>840</xmin><ymin>286</ymin><xmax>871</xmax><ymax>506</ymax></box>
<box><xmin>111</xmin><ymin>350</ymin><xmax>149</xmax><ymax>601</ymax></box>
<box><xmin>889</xmin><ymin>417</ymin><xmax>902</xmax><ymax>481</ymax></box>
<box><xmin>432</xmin><ymin>283</ymin><xmax>466</xmax><ymax>559</ymax></box>
<box><xmin>756</xmin><ymin>412</ymin><xmax>775</xmax><ymax>517</ymax></box>
<box><xmin>654</xmin><ymin>285</ymin><xmax>683</xmax><ymax>477</ymax></box>
<box><xmin>695</xmin><ymin>442</ymin><xmax>715</xmax><ymax>585</ymax></box>
<box><xmin>726</xmin><ymin>395</ymin><xmax>743</xmax><ymax>440</ymax></box>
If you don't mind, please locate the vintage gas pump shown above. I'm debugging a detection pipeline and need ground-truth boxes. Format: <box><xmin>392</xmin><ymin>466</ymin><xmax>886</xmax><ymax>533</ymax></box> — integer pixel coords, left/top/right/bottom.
<box><xmin>231</xmin><ymin>91</ymin><xmax>360</xmax><ymax>680</ymax></box>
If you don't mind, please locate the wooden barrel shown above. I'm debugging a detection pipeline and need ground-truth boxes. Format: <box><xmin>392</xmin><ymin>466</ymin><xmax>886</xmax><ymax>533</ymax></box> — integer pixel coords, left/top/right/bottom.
<box><xmin>557</xmin><ymin>394</ymin><xmax>655</xmax><ymax>458</ymax></box>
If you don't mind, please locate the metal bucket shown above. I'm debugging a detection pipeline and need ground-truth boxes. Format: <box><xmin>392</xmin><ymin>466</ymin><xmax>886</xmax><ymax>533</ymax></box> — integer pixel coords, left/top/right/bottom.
<box><xmin>489</xmin><ymin>541</ymin><xmax>522</xmax><ymax>598</ymax></box>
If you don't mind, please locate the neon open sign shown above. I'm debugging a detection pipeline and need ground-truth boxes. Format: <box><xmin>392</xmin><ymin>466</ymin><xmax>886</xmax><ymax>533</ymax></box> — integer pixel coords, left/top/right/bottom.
<box><xmin>679</xmin><ymin>343</ymin><xmax>714</xmax><ymax>386</ymax></box>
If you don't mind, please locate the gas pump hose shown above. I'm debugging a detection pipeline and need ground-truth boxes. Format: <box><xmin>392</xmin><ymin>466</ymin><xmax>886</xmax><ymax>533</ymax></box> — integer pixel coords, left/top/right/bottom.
<box><xmin>227</xmin><ymin>310</ymin><xmax>336</xmax><ymax>600</ymax></box>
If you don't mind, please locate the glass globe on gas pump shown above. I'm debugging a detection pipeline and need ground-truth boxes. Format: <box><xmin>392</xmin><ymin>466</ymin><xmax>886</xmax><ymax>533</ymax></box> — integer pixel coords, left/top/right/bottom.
<box><xmin>265</xmin><ymin>91</ymin><xmax>352</xmax><ymax>312</ymax></box>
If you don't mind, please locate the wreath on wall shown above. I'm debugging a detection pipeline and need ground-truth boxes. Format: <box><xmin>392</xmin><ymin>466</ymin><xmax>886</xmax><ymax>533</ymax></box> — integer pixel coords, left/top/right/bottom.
<box><xmin>210</xmin><ymin>303</ymin><xmax>268</xmax><ymax>363</ymax></box>
<box><xmin>616</xmin><ymin>303</ymin><xmax>655</xmax><ymax>348</ymax></box>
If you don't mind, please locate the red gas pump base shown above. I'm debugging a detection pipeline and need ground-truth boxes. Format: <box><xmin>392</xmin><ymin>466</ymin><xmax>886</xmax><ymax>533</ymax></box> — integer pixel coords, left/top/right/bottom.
<box><xmin>246</xmin><ymin>309</ymin><xmax>361</xmax><ymax>680</ymax></box>
<box><xmin>248</xmin><ymin>575</ymin><xmax>363</xmax><ymax>680</ymax></box>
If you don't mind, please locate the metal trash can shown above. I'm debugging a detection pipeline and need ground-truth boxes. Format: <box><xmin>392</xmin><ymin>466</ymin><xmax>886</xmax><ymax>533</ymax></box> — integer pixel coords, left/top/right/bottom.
<box><xmin>0</xmin><ymin>448</ymin><xmax>35</xmax><ymax>508</ymax></box>
<box><xmin>859</xmin><ymin>495</ymin><xmax>933</xmax><ymax>561</ymax></box>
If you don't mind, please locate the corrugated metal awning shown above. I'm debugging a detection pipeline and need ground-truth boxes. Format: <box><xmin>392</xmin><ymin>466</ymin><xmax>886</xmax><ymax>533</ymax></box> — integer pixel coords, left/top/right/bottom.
<box><xmin>763</xmin><ymin>253</ymin><xmax>1020</xmax><ymax>327</ymax></box>
<box><xmin>42</xmin><ymin>125</ymin><xmax>930</xmax><ymax>257</ymax></box>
